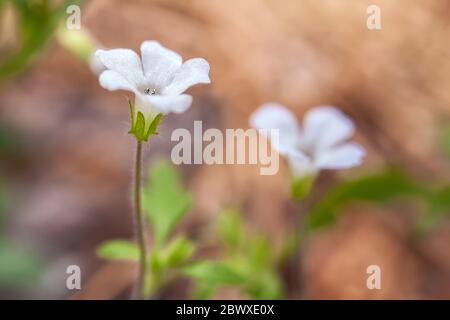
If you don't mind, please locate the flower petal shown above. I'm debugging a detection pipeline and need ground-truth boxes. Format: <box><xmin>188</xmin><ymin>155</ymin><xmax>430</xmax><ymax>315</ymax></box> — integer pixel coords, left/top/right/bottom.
<box><xmin>137</xmin><ymin>93</ymin><xmax>193</xmax><ymax>114</ymax></box>
<box><xmin>285</xmin><ymin>147</ymin><xmax>316</xmax><ymax>177</ymax></box>
<box><xmin>315</xmin><ymin>143</ymin><xmax>365</xmax><ymax>170</ymax></box>
<box><xmin>249</xmin><ymin>103</ymin><xmax>302</xmax><ymax>153</ymax></box>
<box><xmin>140</xmin><ymin>41</ymin><xmax>182</xmax><ymax>89</ymax></box>
<box><xmin>302</xmin><ymin>106</ymin><xmax>355</xmax><ymax>151</ymax></box>
<box><xmin>98</xmin><ymin>70</ymin><xmax>136</xmax><ymax>92</ymax></box>
<box><xmin>163</xmin><ymin>58</ymin><xmax>211</xmax><ymax>95</ymax></box>
<box><xmin>95</xmin><ymin>49</ymin><xmax>144</xmax><ymax>88</ymax></box>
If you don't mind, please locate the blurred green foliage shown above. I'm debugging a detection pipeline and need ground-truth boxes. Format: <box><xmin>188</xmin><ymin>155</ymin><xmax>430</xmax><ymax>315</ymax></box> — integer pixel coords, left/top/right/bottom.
<box><xmin>182</xmin><ymin>261</ymin><xmax>244</xmax><ymax>299</ymax></box>
<box><xmin>97</xmin><ymin>240</ymin><xmax>139</xmax><ymax>261</ymax></box>
<box><xmin>0</xmin><ymin>185</ymin><xmax>8</xmax><ymax>224</ymax></box>
<box><xmin>0</xmin><ymin>239</ymin><xmax>43</xmax><ymax>288</ymax></box>
<box><xmin>290</xmin><ymin>174</ymin><xmax>315</xmax><ymax>201</ymax></box>
<box><xmin>0</xmin><ymin>184</ymin><xmax>43</xmax><ymax>290</ymax></box>
<box><xmin>160</xmin><ymin>237</ymin><xmax>195</xmax><ymax>268</ymax></box>
<box><xmin>0</xmin><ymin>0</ymin><xmax>81</xmax><ymax>81</ymax></box>
<box><xmin>180</xmin><ymin>209</ymin><xmax>284</xmax><ymax>299</ymax></box>
<box><xmin>0</xmin><ymin>125</ymin><xmax>20</xmax><ymax>157</ymax></box>
<box><xmin>305</xmin><ymin>167</ymin><xmax>450</xmax><ymax>234</ymax></box>
<box><xmin>98</xmin><ymin>160</ymin><xmax>195</xmax><ymax>298</ymax></box>
<box><xmin>420</xmin><ymin>185</ymin><xmax>450</xmax><ymax>233</ymax></box>
<box><xmin>98</xmin><ymin>161</ymin><xmax>282</xmax><ymax>299</ymax></box>
<box><xmin>210</xmin><ymin>209</ymin><xmax>283</xmax><ymax>300</ymax></box>
<box><xmin>0</xmin><ymin>123</ymin><xmax>44</xmax><ymax>289</ymax></box>
<box><xmin>439</xmin><ymin>124</ymin><xmax>450</xmax><ymax>159</ymax></box>
<box><xmin>142</xmin><ymin>160</ymin><xmax>191</xmax><ymax>246</ymax></box>
<box><xmin>97</xmin><ymin>157</ymin><xmax>450</xmax><ymax>299</ymax></box>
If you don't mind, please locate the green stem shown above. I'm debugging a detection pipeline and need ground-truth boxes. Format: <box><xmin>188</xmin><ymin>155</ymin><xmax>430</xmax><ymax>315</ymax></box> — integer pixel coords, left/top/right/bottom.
<box><xmin>134</xmin><ymin>140</ymin><xmax>147</xmax><ymax>299</ymax></box>
<box><xmin>286</xmin><ymin>195</ymin><xmax>315</xmax><ymax>298</ymax></box>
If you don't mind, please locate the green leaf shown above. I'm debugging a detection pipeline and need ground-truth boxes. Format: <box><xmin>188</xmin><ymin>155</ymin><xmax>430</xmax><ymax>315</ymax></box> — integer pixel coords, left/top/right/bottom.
<box><xmin>244</xmin><ymin>269</ymin><xmax>283</xmax><ymax>300</ymax></box>
<box><xmin>0</xmin><ymin>0</ymin><xmax>80</xmax><ymax>81</ymax></box>
<box><xmin>192</xmin><ymin>284</ymin><xmax>215</xmax><ymax>300</ymax></box>
<box><xmin>305</xmin><ymin>168</ymin><xmax>425</xmax><ymax>231</ymax></box>
<box><xmin>142</xmin><ymin>160</ymin><xmax>191</xmax><ymax>245</ymax></box>
<box><xmin>161</xmin><ymin>237</ymin><xmax>195</xmax><ymax>267</ymax></box>
<box><xmin>182</xmin><ymin>261</ymin><xmax>243</xmax><ymax>285</ymax></box>
<box><xmin>142</xmin><ymin>240</ymin><xmax>195</xmax><ymax>299</ymax></box>
<box><xmin>213</xmin><ymin>207</ymin><xmax>285</xmax><ymax>299</ymax></box>
<box><xmin>97</xmin><ymin>240</ymin><xmax>139</xmax><ymax>261</ymax></box>
<box><xmin>234</xmin><ymin>235</ymin><xmax>283</xmax><ymax>299</ymax></box>
<box><xmin>247</xmin><ymin>236</ymin><xmax>272</xmax><ymax>269</ymax></box>
<box><xmin>428</xmin><ymin>185</ymin><xmax>450</xmax><ymax>212</ymax></box>
<box><xmin>0</xmin><ymin>240</ymin><xmax>43</xmax><ymax>288</ymax></box>
<box><xmin>148</xmin><ymin>250</ymin><xmax>163</xmax><ymax>273</ymax></box>
<box><xmin>217</xmin><ymin>209</ymin><xmax>244</xmax><ymax>253</ymax></box>
<box><xmin>417</xmin><ymin>185</ymin><xmax>450</xmax><ymax>233</ymax></box>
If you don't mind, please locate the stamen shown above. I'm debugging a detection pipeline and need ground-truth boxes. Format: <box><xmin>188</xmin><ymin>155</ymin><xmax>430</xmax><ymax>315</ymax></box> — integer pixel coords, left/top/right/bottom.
<box><xmin>144</xmin><ymin>88</ymin><xmax>156</xmax><ymax>95</ymax></box>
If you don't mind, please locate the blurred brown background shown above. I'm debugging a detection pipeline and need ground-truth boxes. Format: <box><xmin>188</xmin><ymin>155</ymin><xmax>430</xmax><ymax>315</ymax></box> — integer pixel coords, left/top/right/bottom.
<box><xmin>1</xmin><ymin>0</ymin><xmax>450</xmax><ymax>299</ymax></box>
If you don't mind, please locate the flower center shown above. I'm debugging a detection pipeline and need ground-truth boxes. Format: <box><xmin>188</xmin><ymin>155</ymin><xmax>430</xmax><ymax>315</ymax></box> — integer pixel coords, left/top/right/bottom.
<box><xmin>144</xmin><ymin>88</ymin><xmax>156</xmax><ymax>95</ymax></box>
<box><xmin>298</xmin><ymin>144</ymin><xmax>315</xmax><ymax>160</ymax></box>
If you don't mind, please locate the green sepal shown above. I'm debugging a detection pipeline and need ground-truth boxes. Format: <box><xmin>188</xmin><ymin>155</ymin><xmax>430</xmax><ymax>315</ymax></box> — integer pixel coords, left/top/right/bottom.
<box><xmin>130</xmin><ymin>112</ymin><xmax>146</xmax><ymax>140</ymax></box>
<box><xmin>128</xmin><ymin>99</ymin><xmax>163</xmax><ymax>142</ymax></box>
<box><xmin>290</xmin><ymin>174</ymin><xmax>316</xmax><ymax>201</ymax></box>
<box><xmin>128</xmin><ymin>99</ymin><xmax>135</xmax><ymax>128</ymax></box>
<box><xmin>147</xmin><ymin>113</ymin><xmax>163</xmax><ymax>136</ymax></box>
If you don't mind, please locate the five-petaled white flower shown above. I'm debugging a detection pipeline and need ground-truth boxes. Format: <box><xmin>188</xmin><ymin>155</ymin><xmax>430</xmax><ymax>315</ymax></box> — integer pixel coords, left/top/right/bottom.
<box><xmin>250</xmin><ymin>103</ymin><xmax>365</xmax><ymax>178</ymax></box>
<box><xmin>96</xmin><ymin>40</ymin><xmax>210</xmax><ymax>125</ymax></box>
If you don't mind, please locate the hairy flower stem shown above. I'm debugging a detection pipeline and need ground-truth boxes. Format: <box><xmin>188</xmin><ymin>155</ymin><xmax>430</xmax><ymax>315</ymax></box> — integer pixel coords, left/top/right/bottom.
<box><xmin>133</xmin><ymin>140</ymin><xmax>147</xmax><ymax>299</ymax></box>
<box><xmin>290</xmin><ymin>196</ymin><xmax>314</xmax><ymax>297</ymax></box>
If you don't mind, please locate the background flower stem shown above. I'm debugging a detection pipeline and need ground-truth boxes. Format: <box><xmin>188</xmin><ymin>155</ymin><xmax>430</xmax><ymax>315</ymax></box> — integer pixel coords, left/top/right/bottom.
<box><xmin>133</xmin><ymin>140</ymin><xmax>147</xmax><ymax>299</ymax></box>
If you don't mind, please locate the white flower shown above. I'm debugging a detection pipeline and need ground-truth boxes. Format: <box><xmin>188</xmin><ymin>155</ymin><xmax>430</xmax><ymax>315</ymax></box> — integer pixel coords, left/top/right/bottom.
<box><xmin>89</xmin><ymin>51</ymin><xmax>106</xmax><ymax>75</ymax></box>
<box><xmin>250</xmin><ymin>103</ymin><xmax>365</xmax><ymax>178</ymax></box>
<box><xmin>95</xmin><ymin>41</ymin><xmax>210</xmax><ymax>121</ymax></box>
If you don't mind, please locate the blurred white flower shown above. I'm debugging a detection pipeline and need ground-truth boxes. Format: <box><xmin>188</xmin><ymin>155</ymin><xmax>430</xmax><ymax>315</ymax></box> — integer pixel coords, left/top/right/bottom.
<box><xmin>57</xmin><ymin>27</ymin><xmax>106</xmax><ymax>75</ymax></box>
<box><xmin>250</xmin><ymin>103</ymin><xmax>365</xmax><ymax>178</ymax></box>
<box><xmin>89</xmin><ymin>51</ymin><xmax>106</xmax><ymax>75</ymax></box>
<box><xmin>96</xmin><ymin>41</ymin><xmax>210</xmax><ymax>120</ymax></box>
